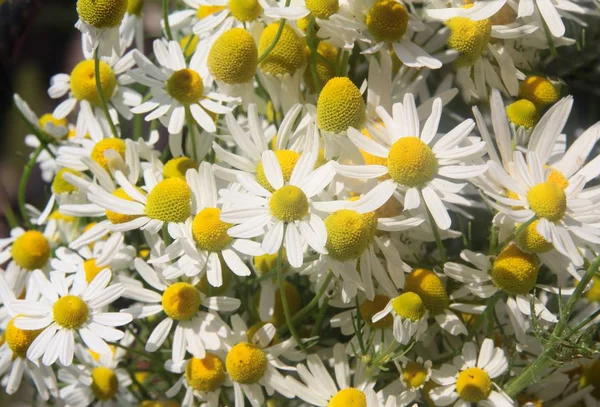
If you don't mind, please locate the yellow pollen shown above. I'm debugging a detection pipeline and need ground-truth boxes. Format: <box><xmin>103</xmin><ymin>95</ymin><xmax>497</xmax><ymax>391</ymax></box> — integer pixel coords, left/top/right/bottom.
<box><xmin>324</xmin><ymin>209</ymin><xmax>376</xmax><ymax>261</ymax></box>
<box><xmin>208</xmin><ymin>28</ymin><xmax>258</xmax><ymax>84</ymax></box>
<box><xmin>197</xmin><ymin>5</ymin><xmax>226</xmax><ymax>19</ymax></box>
<box><xmin>228</xmin><ymin>0</ymin><xmax>263</xmax><ymax>22</ymax></box>
<box><xmin>5</xmin><ymin>318</ymin><xmax>42</xmax><ymax>358</ymax></box>
<box><xmin>192</xmin><ymin>208</ymin><xmax>233</xmax><ymax>252</ymax></box>
<box><xmin>180</xmin><ymin>34</ymin><xmax>200</xmax><ymax>58</ymax></box>
<box><xmin>304</xmin><ymin>41</ymin><xmax>338</xmax><ymax>93</ymax></box>
<box><xmin>306</xmin><ymin>0</ymin><xmax>339</xmax><ymax>19</ymax></box>
<box><xmin>517</xmin><ymin>220</ymin><xmax>552</xmax><ymax>253</ymax></box>
<box><xmin>91</xmin><ymin>138</ymin><xmax>126</xmax><ymax>172</ymax></box>
<box><xmin>317</xmin><ymin>77</ymin><xmax>366</xmax><ymax>134</ymax></box>
<box><xmin>456</xmin><ymin>367</ymin><xmax>492</xmax><ymax>402</ymax></box>
<box><xmin>405</xmin><ymin>269</ymin><xmax>449</xmax><ymax>315</ymax></box>
<box><xmin>127</xmin><ymin>0</ymin><xmax>144</xmax><ymax>15</ymax></box>
<box><xmin>11</xmin><ymin>230</ymin><xmax>51</xmax><ymax>270</ymax></box>
<box><xmin>53</xmin><ymin>295</ymin><xmax>90</xmax><ymax>329</ymax></box>
<box><xmin>328</xmin><ymin>388</ymin><xmax>367</xmax><ymax>407</ymax></box>
<box><xmin>39</xmin><ymin>113</ymin><xmax>68</xmax><ymax>132</ymax></box>
<box><xmin>84</xmin><ymin>258</ymin><xmax>110</xmax><ymax>283</ymax></box>
<box><xmin>145</xmin><ymin>178</ymin><xmax>191</xmax><ymax>223</ymax></box>
<box><xmin>166</xmin><ymin>69</ymin><xmax>204</xmax><ymax>105</ymax></box>
<box><xmin>161</xmin><ymin>282</ymin><xmax>201</xmax><ymax>321</ymax></box>
<box><xmin>527</xmin><ymin>181</ymin><xmax>567</xmax><ymax>222</ymax></box>
<box><xmin>365</xmin><ymin>0</ymin><xmax>408</xmax><ymax>42</ymax></box>
<box><xmin>547</xmin><ymin>168</ymin><xmax>569</xmax><ymax>190</ymax></box>
<box><xmin>106</xmin><ymin>187</ymin><xmax>143</xmax><ymax>224</ymax></box>
<box><xmin>387</xmin><ymin>137</ymin><xmax>438</xmax><ymax>187</ymax></box>
<box><xmin>258</xmin><ymin>23</ymin><xmax>305</xmax><ymax>76</ymax></box>
<box><xmin>77</xmin><ymin>0</ymin><xmax>128</xmax><ymax>28</ymax></box>
<box><xmin>52</xmin><ymin>168</ymin><xmax>82</xmax><ymax>194</ymax></box>
<box><xmin>491</xmin><ymin>244</ymin><xmax>539</xmax><ymax>295</ymax></box>
<box><xmin>579</xmin><ymin>360</ymin><xmax>600</xmax><ymax>398</ymax></box>
<box><xmin>271</xmin><ymin>281</ymin><xmax>302</xmax><ymax>327</ymax></box>
<box><xmin>269</xmin><ymin>185</ymin><xmax>309</xmax><ymax>222</ymax></box>
<box><xmin>255</xmin><ymin>150</ymin><xmax>301</xmax><ymax>191</ymax></box>
<box><xmin>392</xmin><ymin>292</ymin><xmax>426</xmax><ymax>321</ymax></box>
<box><xmin>70</xmin><ymin>59</ymin><xmax>117</xmax><ymax>105</ymax></box>
<box><xmin>226</xmin><ymin>342</ymin><xmax>268</xmax><ymax>384</ymax></box>
<box><xmin>163</xmin><ymin>157</ymin><xmax>198</xmax><ymax>179</ymax></box>
<box><xmin>519</xmin><ymin>76</ymin><xmax>559</xmax><ymax>109</ymax></box>
<box><xmin>402</xmin><ymin>362</ymin><xmax>428</xmax><ymax>389</ymax></box>
<box><xmin>185</xmin><ymin>353</ymin><xmax>226</xmax><ymax>392</ymax></box>
<box><xmin>446</xmin><ymin>17</ymin><xmax>492</xmax><ymax>67</ymax></box>
<box><xmin>360</xmin><ymin>294</ymin><xmax>393</xmax><ymax>329</ymax></box>
<box><xmin>584</xmin><ymin>275</ymin><xmax>600</xmax><ymax>303</ymax></box>
<box><xmin>91</xmin><ymin>367</ymin><xmax>119</xmax><ymax>400</ymax></box>
<box><xmin>506</xmin><ymin>99</ymin><xmax>539</xmax><ymax>129</ymax></box>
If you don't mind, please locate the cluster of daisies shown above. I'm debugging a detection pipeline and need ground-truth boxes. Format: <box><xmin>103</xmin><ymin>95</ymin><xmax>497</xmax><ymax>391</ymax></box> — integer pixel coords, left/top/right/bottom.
<box><xmin>3</xmin><ymin>0</ymin><xmax>600</xmax><ymax>405</ymax></box>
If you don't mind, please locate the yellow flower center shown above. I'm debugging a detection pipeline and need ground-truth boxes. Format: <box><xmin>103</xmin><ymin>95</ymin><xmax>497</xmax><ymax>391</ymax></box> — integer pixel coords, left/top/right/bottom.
<box><xmin>258</xmin><ymin>23</ymin><xmax>305</xmax><ymax>76</ymax></box>
<box><xmin>208</xmin><ymin>28</ymin><xmax>258</xmax><ymax>84</ymax></box>
<box><xmin>584</xmin><ymin>275</ymin><xmax>600</xmax><ymax>303</ymax></box>
<box><xmin>226</xmin><ymin>342</ymin><xmax>268</xmax><ymax>384</ymax></box>
<box><xmin>365</xmin><ymin>0</ymin><xmax>408</xmax><ymax>42</ymax></box>
<box><xmin>255</xmin><ymin>150</ymin><xmax>301</xmax><ymax>191</ymax></box>
<box><xmin>11</xmin><ymin>230</ymin><xmax>51</xmax><ymax>270</ymax></box>
<box><xmin>39</xmin><ymin>113</ymin><xmax>68</xmax><ymax>132</ymax></box>
<box><xmin>77</xmin><ymin>0</ymin><xmax>128</xmax><ymax>28</ymax></box>
<box><xmin>5</xmin><ymin>317</ymin><xmax>42</xmax><ymax>358</ymax></box>
<box><xmin>253</xmin><ymin>251</ymin><xmax>285</xmax><ymax>275</ymax></box>
<box><xmin>166</xmin><ymin>69</ymin><xmax>204</xmax><ymax>105</ymax></box>
<box><xmin>163</xmin><ymin>157</ymin><xmax>198</xmax><ymax>179</ymax></box>
<box><xmin>580</xmin><ymin>360</ymin><xmax>600</xmax><ymax>398</ymax></box>
<box><xmin>271</xmin><ymin>281</ymin><xmax>302</xmax><ymax>327</ymax></box>
<box><xmin>405</xmin><ymin>269</ymin><xmax>449</xmax><ymax>315</ymax></box>
<box><xmin>519</xmin><ymin>76</ymin><xmax>559</xmax><ymax>109</ymax></box>
<box><xmin>360</xmin><ymin>125</ymin><xmax>388</xmax><ymax>168</ymax></box>
<box><xmin>84</xmin><ymin>258</ymin><xmax>110</xmax><ymax>283</ymax></box>
<box><xmin>491</xmin><ymin>244</ymin><xmax>539</xmax><ymax>295</ymax></box>
<box><xmin>306</xmin><ymin>0</ymin><xmax>339</xmax><ymax>19</ymax></box>
<box><xmin>304</xmin><ymin>41</ymin><xmax>338</xmax><ymax>93</ymax></box>
<box><xmin>145</xmin><ymin>178</ymin><xmax>191</xmax><ymax>223</ymax></box>
<box><xmin>527</xmin><ymin>181</ymin><xmax>567</xmax><ymax>222</ymax></box>
<box><xmin>192</xmin><ymin>208</ymin><xmax>233</xmax><ymax>252</ymax></box>
<box><xmin>328</xmin><ymin>388</ymin><xmax>367</xmax><ymax>407</ymax></box>
<box><xmin>506</xmin><ymin>99</ymin><xmax>539</xmax><ymax>129</ymax></box>
<box><xmin>106</xmin><ymin>187</ymin><xmax>143</xmax><ymax>224</ymax></box>
<box><xmin>324</xmin><ymin>209</ymin><xmax>377</xmax><ymax>261</ymax></box>
<box><xmin>53</xmin><ymin>295</ymin><xmax>90</xmax><ymax>329</ymax></box>
<box><xmin>197</xmin><ymin>5</ymin><xmax>226</xmax><ymax>19</ymax></box>
<box><xmin>70</xmin><ymin>60</ymin><xmax>117</xmax><ymax>105</ymax></box>
<box><xmin>228</xmin><ymin>0</ymin><xmax>262</xmax><ymax>21</ymax></box>
<box><xmin>269</xmin><ymin>185</ymin><xmax>309</xmax><ymax>222</ymax></box>
<box><xmin>360</xmin><ymin>294</ymin><xmax>393</xmax><ymax>329</ymax></box>
<box><xmin>517</xmin><ymin>220</ymin><xmax>552</xmax><ymax>253</ymax></box>
<box><xmin>456</xmin><ymin>367</ymin><xmax>492</xmax><ymax>402</ymax></box>
<box><xmin>52</xmin><ymin>168</ymin><xmax>82</xmax><ymax>194</ymax></box>
<box><xmin>392</xmin><ymin>292</ymin><xmax>426</xmax><ymax>321</ymax></box>
<box><xmin>317</xmin><ymin>77</ymin><xmax>366</xmax><ymax>134</ymax></box>
<box><xmin>547</xmin><ymin>167</ymin><xmax>569</xmax><ymax>190</ymax></box>
<box><xmin>91</xmin><ymin>138</ymin><xmax>126</xmax><ymax>172</ymax></box>
<box><xmin>446</xmin><ymin>17</ymin><xmax>492</xmax><ymax>67</ymax></box>
<box><xmin>402</xmin><ymin>362</ymin><xmax>428</xmax><ymax>389</ymax></box>
<box><xmin>127</xmin><ymin>0</ymin><xmax>144</xmax><ymax>15</ymax></box>
<box><xmin>185</xmin><ymin>353</ymin><xmax>226</xmax><ymax>393</ymax></box>
<box><xmin>49</xmin><ymin>211</ymin><xmax>77</xmax><ymax>223</ymax></box>
<box><xmin>161</xmin><ymin>282</ymin><xmax>201</xmax><ymax>321</ymax></box>
<box><xmin>91</xmin><ymin>367</ymin><xmax>119</xmax><ymax>400</ymax></box>
<box><xmin>387</xmin><ymin>137</ymin><xmax>438</xmax><ymax>188</ymax></box>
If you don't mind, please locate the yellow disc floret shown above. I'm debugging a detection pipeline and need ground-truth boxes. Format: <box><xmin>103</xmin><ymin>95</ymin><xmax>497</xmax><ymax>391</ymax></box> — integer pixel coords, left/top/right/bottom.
<box><xmin>84</xmin><ymin>258</ymin><xmax>110</xmax><ymax>283</ymax></box>
<box><xmin>91</xmin><ymin>138</ymin><xmax>126</xmax><ymax>172</ymax></box>
<box><xmin>402</xmin><ymin>362</ymin><xmax>428</xmax><ymax>389</ymax></box>
<box><xmin>584</xmin><ymin>275</ymin><xmax>600</xmax><ymax>303</ymax></box>
<box><xmin>547</xmin><ymin>167</ymin><xmax>569</xmax><ymax>190</ymax></box>
<box><xmin>226</xmin><ymin>342</ymin><xmax>268</xmax><ymax>384</ymax></box>
<box><xmin>127</xmin><ymin>0</ymin><xmax>144</xmax><ymax>15</ymax></box>
<box><xmin>392</xmin><ymin>292</ymin><xmax>426</xmax><ymax>321</ymax></box>
<box><xmin>163</xmin><ymin>157</ymin><xmax>198</xmax><ymax>179</ymax></box>
<box><xmin>5</xmin><ymin>317</ymin><xmax>42</xmax><ymax>358</ymax></box>
<box><xmin>517</xmin><ymin>220</ymin><xmax>552</xmax><ymax>253</ymax></box>
<box><xmin>77</xmin><ymin>0</ymin><xmax>127</xmax><ymax>28</ymax></box>
<box><xmin>456</xmin><ymin>367</ymin><xmax>492</xmax><ymax>402</ymax></box>
<box><xmin>91</xmin><ymin>367</ymin><xmax>119</xmax><ymax>400</ymax></box>
<box><xmin>106</xmin><ymin>187</ymin><xmax>143</xmax><ymax>224</ymax></box>
<box><xmin>185</xmin><ymin>353</ymin><xmax>226</xmax><ymax>392</ymax></box>
<box><xmin>253</xmin><ymin>251</ymin><xmax>288</xmax><ymax>275</ymax></box>
<box><xmin>324</xmin><ymin>209</ymin><xmax>376</xmax><ymax>261</ymax></box>
<box><xmin>258</xmin><ymin>23</ymin><xmax>305</xmax><ymax>76</ymax></box>
<box><xmin>70</xmin><ymin>60</ymin><xmax>117</xmax><ymax>105</ymax></box>
<box><xmin>387</xmin><ymin>137</ymin><xmax>438</xmax><ymax>187</ymax></box>
<box><xmin>328</xmin><ymin>388</ymin><xmax>367</xmax><ymax>407</ymax></box>
<box><xmin>360</xmin><ymin>294</ymin><xmax>393</xmax><ymax>329</ymax></box>
<box><xmin>228</xmin><ymin>0</ymin><xmax>263</xmax><ymax>22</ymax></box>
<box><xmin>446</xmin><ymin>17</ymin><xmax>492</xmax><ymax>67</ymax></box>
<box><xmin>52</xmin><ymin>168</ymin><xmax>82</xmax><ymax>194</ymax></box>
<box><xmin>255</xmin><ymin>150</ymin><xmax>301</xmax><ymax>191</ymax></box>
<box><xmin>208</xmin><ymin>28</ymin><xmax>258</xmax><ymax>84</ymax></box>
<box><xmin>11</xmin><ymin>230</ymin><xmax>51</xmax><ymax>270</ymax></box>
<box><xmin>166</xmin><ymin>69</ymin><xmax>204</xmax><ymax>105</ymax></box>
<box><xmin>527</xmin><ymin>181</ymin><xmax>567</xmax><ymax>222</ymax></box>
<box><xmin>269</xmin><ymin>185</ymin><xmax>309</xmax><ymax>222</ymax></box>
<box><xmin>519</xmin><ymin>76</ymin><xmax>559</xmax><ymax>109</ymax></box>
<box><xmin>39</xmin><ymin>113</ymin><xmax>68</xmax><ymax>132</ymax></box>
<box><xmin>180</xmin><ymin>34</ymin><xmax>200</xmax><ymax>58</ymax></box>
<box><xmin>192</xmin><ymin>208</ymin><xmax>233</xmax><ymax>252</ymax></box>
<box><xmin>306</xmin><ymin>0</ymin><xmax>339</xmax><ymax>19</ymax></box>
<box><xmin>145</xmin><ymin>178</ymin><xmax>191</xmax><ymax>223</ymax></box>
<box><xmin>365</xmin><ymin>0</ymin><xmax>408</xmax><ymax>43</ymax></box>
<box><xmin>360</xmin><ymin>125</ymin><xmax>388</xmax><ymax>168</ymax></box>
<box><xmin>161</xmin><ymin>282</ymin><xmax>201</xmax><ymax>321</ymax></box>
<box><xmin>197</xmin><ymin>5</ymin><xmax>226</xmax><ymax>19</ymax></box>
<box><xmin>53</xmin><ymin>295</ymin><xmax>90</xmax><ymax>329</ymax></box>
<box><xmin>506</xmin><ymin>99</ymin><xmax>539</xmax><ymax>129</ymax></box>
<box><xmin>491</xmin><ymin>244</ymin><xmax>539</xmax><ymax>295</ymax></box>
<box><xmin>405</xmin><ymin>269</ymin><xmax>449</xmax><ymax>315</ymax></box>
<box><xmin>317</xmin><ymin>77</ymin><xmax>366</xmax><ymax>134</ymax></box>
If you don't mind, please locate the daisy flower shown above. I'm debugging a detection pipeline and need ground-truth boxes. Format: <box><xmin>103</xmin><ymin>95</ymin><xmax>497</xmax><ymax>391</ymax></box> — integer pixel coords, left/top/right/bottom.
<box><xmin>75</xmin><ymin>0</ymin><xmax>128</xmax><ymax>57</ymax></box>
<box><xmin>394</xmin><ymin>358</ymin><xmax>434</xmax><ymax>405</ymax></box>
<box><xmin>120</xmin><ymin>0</ymin><xmax>144</xmax><ymax>52</ymax></box>
<box><xmin>130</xmin><ymin>39</ymin><xmax>236</xmax><ymax>134</ymax></box>
<box><xmin>220</xmin><ymin>149</ymin><xmax>336</xmax><ymax>268</ymax></box>
<box><xmin>430</xmin><ymin>338</ymin><xmax>511</xmax><ymax>407</ymax></box>
<box><xmin>336</xmin><ymin>94</ymin><xmax>488</xmax><ymax>230</ymax></box>
<box><xmin>372</xmin><ymin>291</ymin><xmax>428</xmax><ymax>345</ymax></box>
<box><xmin>10</xmin><ymin>269</ymin><xmax>132</xmax><ymax>366</ymax></box>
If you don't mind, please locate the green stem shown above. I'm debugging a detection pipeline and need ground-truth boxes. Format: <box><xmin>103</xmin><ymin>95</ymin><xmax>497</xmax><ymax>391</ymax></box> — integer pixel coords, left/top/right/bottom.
<box><xmin>307</xmin><ymin>16</ymin><xmax>322</xmax><ymax>93</ymax></box>
<box><xmin>18</xmin><ymin>144</ymin><xmax>44</xmax><ymax>228</ymax></box>
<box><xmin>493</xmin><ymin>217</ymin><xmax>536</xmax><ymax>255</ymax></box>
<box><xmin>310</xmin><ymin>296</ymin><xmax>329</xmax><ymax>337</ymax></box>
<box><xmin>94</xmin><ymin>48</ymin><xmax>120</xmax><ymax>138</ymax></box>
<box><xmin>419</xmin><ymin>189</ymin><xmax>447</xmax><ymax>264</ymax></box>
<box><xmin>162</xmin><ymin>0</ymin><xmax>173</xmax><ymax>41</ymax></box>
<box><xmin>133</xmin><ymin>112</ymin><xmax>143</xmax><ymax>140</ymax></box>
<box><xmin>257</xmin><ymin>19</ymin><xmax>287</xmax><ymax>65</ymax></box>
<box><xmin>186</xmin><ymin>106</ymin><xmax>198</xmax><ymax>161</ymax></box>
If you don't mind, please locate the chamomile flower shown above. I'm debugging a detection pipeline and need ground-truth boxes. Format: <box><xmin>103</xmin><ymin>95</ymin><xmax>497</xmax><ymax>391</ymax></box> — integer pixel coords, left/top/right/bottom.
<box><xmin>430</xmin><ymin>338</ymin><xmax>511</xmax><ymax>407</ymax></box>
<box><xmin>372</xmin><ymin>292</ymin><xmax>428</xmax><ymax>344</ymax></box>
<box><xmin>130</xmin><ymin>39</ymin><xmax>235</xmax><ymax>134</ymax></box>
<box><xmin>120</xmin><ymin>0</ymin><xmax>145</xmax><ymax>52</ymax></box>
<box><xmin>336</xmin><ymin>95</ymin><xmax>488</xmax><ymax>230</ymax></box>
<box><xmin>394</xmin><ymin>358</ymin><xmax>433</xmax><ymax>405</ymax></box>
<box><xmin>75</xmin><ymin>0</ymin><xmax>128</xmax><ymax>57</ymax></box>
<box><xmin>14</xmin><ymin>94</ymin><xmax>69</xmax><ymax>140</ymax></box>
<box><xmin>11</xmin><ymin>269</ymin><xmax>132</xmax><ymax>366</ymax></box>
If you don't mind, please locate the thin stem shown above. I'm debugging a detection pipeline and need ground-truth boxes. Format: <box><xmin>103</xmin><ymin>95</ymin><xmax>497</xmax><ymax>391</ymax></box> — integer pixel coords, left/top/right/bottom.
<box><xmin>18</xmin><ymin>144</ymin><xmax>44</xmax><ymax>228</ymax></box>
<box><xmin>257</xmin><ymin>19</ymin><xmax>286</xmax><ymax>65</ymax></box>
<box><xmin>419</xmin><ymin>189</ymin><xmax>447</xmax><ymax>264</ymax></box>
<box><xmin>133</xmin><ymin>112</ymin><xmax>143</xmax><ymax>140</ymax></box>
<box><xmin>310</xmin><ymin>296</ymin><xmax>329</xmax><ymax>337</ymax></box>
<box><xmin>186</xmin><ymin>106</ymin><xmax>198</xmax><ymax>161</ymax></box>
<box><xmin>94</xmin><ymin>48</ymin><xmax>120</xmax><ymax>138</ymax></box>
<box><xmin>307</xmin><ymin>16</ymin><xmax>322</xmax><ymax>93</ymax></box>
<box><xmin>493</xmin><ymin>217</ymin><xmax>536</xmax><ymax>255</ymax></box>
<box><xmin>565</xmin><ymin>307</ymin><xmax>600</xmax><ymax>338</ymax></box>
<box><xmin>162</xmin><ymin>0</ymin><xmax>173</xmax><ymax>41</ymax></box>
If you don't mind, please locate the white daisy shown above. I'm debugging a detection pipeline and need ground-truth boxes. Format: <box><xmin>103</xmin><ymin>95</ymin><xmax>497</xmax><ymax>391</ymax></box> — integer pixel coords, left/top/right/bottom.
<box><xmin>372</xmin><ymin>291</ymin><xmax>429</xmax><ymax>345</ymax></box>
